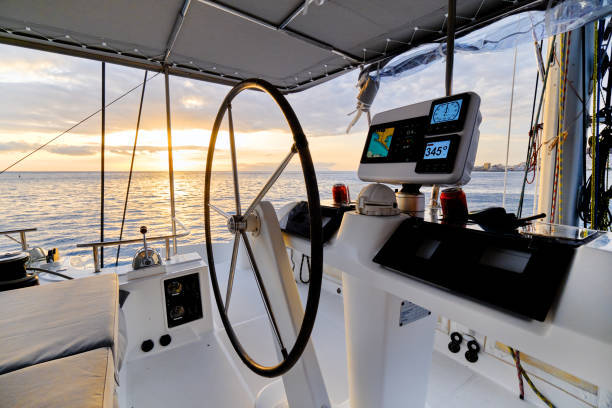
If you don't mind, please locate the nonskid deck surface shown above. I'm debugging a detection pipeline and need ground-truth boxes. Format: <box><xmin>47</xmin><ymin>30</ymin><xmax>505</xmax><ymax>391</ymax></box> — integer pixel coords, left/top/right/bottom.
<box><xmin>122</xmin><ymin>260</ymin><xmax>535</xmax><ymax>407</ymax></box>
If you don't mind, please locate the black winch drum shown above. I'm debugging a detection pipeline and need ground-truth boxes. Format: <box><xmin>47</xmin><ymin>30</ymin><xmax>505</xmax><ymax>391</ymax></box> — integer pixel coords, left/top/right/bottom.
<box><xmin>0</xmin><ymin>252</ymin><xmax>38</xmax><ymax>291</ymax></box>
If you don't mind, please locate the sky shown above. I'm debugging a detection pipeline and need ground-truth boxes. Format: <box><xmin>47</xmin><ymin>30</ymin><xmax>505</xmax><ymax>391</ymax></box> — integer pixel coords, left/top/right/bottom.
<box><xmin>0</xmin><ymin>40</ymin><xmax>541</xmax><ymax>172</ymax></box>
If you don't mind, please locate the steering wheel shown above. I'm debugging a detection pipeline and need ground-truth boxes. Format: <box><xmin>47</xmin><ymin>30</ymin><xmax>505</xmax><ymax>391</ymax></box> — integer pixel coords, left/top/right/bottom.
<box><xmin>204</xmin><ymin>79</ymin><xmax>323</xmax><ymax>378</ymax></box>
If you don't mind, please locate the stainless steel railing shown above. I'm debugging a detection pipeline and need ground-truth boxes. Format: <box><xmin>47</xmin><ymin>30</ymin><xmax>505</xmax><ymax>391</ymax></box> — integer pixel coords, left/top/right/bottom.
<box><xmin>1</xmin><ymin>227</ymin><xmax>37</xmax><ymax>250</ymax></box>
<box><xmin>76</xmin><ymin>218</ymin><xmax>190</xmax><ymax>272</ymax></box>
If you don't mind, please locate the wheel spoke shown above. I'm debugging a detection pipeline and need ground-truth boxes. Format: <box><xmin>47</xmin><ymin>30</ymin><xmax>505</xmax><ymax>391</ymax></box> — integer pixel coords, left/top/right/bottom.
<box><xmin>228</xmin><ymin>105</ymin><xmax>242</xmax><ymax>216</ymax></box>
<box><xmin>240</xmin><ymin>231</ymin><xmax>287</xmax><ymax>356</ymax></box>
<box><xmin>224</xmin><ymin>232</ymin><xmax>240</xmax><ymax>312</ymax></box>
<box><xmin>244</xmin><ymin>145</ymin><xmax>297</xmax><ymax>217</ymax></box>
<box><xmin>208</xmin><ymin>203</ymin><xmax>231</xmax><ymax>219</ymax></box>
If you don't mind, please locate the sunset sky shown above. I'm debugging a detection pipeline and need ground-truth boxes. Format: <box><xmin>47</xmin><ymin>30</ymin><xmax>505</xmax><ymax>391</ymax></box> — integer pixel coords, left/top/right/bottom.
<box><xmin>0</xmin><ymin>41</ymin><xmax>540</xmax><ymax>172</ymax></box>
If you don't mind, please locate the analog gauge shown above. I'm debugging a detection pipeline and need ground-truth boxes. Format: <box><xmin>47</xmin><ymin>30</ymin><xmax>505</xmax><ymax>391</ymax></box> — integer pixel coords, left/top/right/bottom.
<box><xmin>167</xmin><ymin>280</ymin><xmax>183</xmax><ymax>296</ymax></box>
<box><xmin>444</xmin><ymin>101</ymin><xmax>461</xmax><ymax>121</ymax></box>
<box><xmin>432</xmin><ymin>101</ymin><xmax>461</xmax><ymax>123</ymax></box>
<box><xmin>170</xmin><ymin>305</ymin><xmax>185</xmax><ymax>321</ymax></box>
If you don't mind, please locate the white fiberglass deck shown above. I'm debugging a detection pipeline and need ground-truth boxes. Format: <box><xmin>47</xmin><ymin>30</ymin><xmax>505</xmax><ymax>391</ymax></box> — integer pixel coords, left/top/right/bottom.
<box><xmin>119</xmin><ymin>252</ymin><xmax>535</xmax><ymax>408</ymax></box>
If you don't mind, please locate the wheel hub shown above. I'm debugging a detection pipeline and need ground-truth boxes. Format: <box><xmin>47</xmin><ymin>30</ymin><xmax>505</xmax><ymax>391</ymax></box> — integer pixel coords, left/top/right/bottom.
<box><xmin>226</xmin><ymin>215</ymin><xmax>247</xmax><ymax>234</ymax></box>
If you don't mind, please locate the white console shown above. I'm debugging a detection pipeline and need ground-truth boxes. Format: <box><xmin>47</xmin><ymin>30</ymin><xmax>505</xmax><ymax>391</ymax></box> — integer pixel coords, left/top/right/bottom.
<box><xmin>282</xmin><ymin>210</ymin><xmax>612</xmax><ymax>407</ymax></box>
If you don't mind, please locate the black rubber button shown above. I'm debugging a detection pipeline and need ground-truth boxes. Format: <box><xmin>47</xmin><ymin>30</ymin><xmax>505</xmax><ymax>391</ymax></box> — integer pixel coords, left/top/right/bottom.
<box><xmin>448</xmin><ymin>341</ymin><xmax>461</xmax><ymax>353</ymax></box>
<box><xmin>159</xmin><ymin>334</ymin><xmax>172</xmax><ymax>347</ymax></box>
<box><xmin>465</xmin><ymin>350</ymin><xmax>479</xmax><ymax>363</ymax></box>
<box><xmin>141</xmin><ymin>339</ymin><xmax>154</xmax><ymax>353</ymax></box>
<box><xmin>448</xmin><ymin>331</ymin><xmax>463</xmax><ymax>354</ymax></box>
<box><xmin>465</xmin><ymin>340</ymin><xmax>480</xmax><ymax>363</ymax></box>
<box><xmin>450</xmin><ymin>332</ymin><xmax>463</xmax><ymax>343</ymax></box>
<box><xmin>467</xmin><ymin>339</ymin><xmax>480</xmax><ymax>353</ymax></box>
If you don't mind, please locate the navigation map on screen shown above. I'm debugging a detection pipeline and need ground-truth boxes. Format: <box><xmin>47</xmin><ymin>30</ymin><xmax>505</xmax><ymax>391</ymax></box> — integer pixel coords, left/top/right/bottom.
<box><xmin>366</xmin><ymin>127</ymin><xmax>394</xmax><ymax>158</ymax></box>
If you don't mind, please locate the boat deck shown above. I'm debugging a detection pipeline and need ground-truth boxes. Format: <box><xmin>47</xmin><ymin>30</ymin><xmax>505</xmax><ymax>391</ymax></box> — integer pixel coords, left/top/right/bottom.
<box><xmin>119</xmin><ymin>257</ymin><xmax>535</xmax><ymax>407</ymax></box>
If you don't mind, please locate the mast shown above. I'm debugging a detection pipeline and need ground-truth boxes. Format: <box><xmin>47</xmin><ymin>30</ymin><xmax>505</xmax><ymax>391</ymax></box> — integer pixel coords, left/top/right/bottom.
<box><xmin>536</xmin><ymin>28</ymin><xmax>593</xmax><ymax>227</ymax></box>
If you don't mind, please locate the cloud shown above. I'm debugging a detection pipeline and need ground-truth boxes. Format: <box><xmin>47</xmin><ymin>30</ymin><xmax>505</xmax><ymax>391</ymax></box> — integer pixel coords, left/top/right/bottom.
<box><xmin>0</xmin><ymin>141</ymin><xmax>209</xmax><ymax>157</ymax></box>
<box><xmin>0</xmin><ymin>141</ymin><xmax>31</xmax><ymax>152</ymax></box>
<box><xmin>108</xmin><ymin>144</ymin><xmax>207</xmax><ymax>155</ymax></box>
<box><xmin>0</xmin><ymin>141</ymin><xmax>98</xmax><ymax>156</ymax></box>
<box><xmin>0</xmin><ymin>38</ymin><xmax>542</xmax><ymax>169</ymax></box>
<box><xmin>46</xmin><ymin>145</ymin><xmax>99</xmax><ymax>156</ymax></box>
<box><xmin>181</xmin><ymin>96</ymin><xmax>206</xmax><ymax>109</ymax></box>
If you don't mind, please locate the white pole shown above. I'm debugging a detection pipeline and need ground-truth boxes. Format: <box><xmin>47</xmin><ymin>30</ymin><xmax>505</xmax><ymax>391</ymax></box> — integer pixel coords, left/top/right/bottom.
<box><xmin>503</xmin><ymin>47</ymin><xmax>518</xmax><ymax>209</ymax></box>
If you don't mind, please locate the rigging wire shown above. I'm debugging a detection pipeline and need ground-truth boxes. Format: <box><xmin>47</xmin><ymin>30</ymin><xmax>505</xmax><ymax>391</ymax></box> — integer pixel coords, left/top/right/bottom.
<box><xmin>582</xmin><ymin>25</ymin><xmax>588</xmax><ymax>227</ymax></box>
<box><xmin>116</xmin><ymin>70</ymin><xmax>149</xmax><ymax>266</ymax></box>
<box><xmin>592</xmin><ymin>22</ymin><xmax>599</xmax><ymax>227</ymax></box>
<box><xmin>518</xmin><ymin>36</ymin><xmax>556</xmax><ymax>218</ymax></box>
<box><xmin>502</xmin><ymin>46</ymin><xmax>518</xmax><ymax>209</ymax></box>
<box><xmin>526</xmin><ymin>124</ymin><xmax>543</xmax><ymax>185</ymax></box>
<box><xmin>0</xmin><ymin>72</ymin><xmax>161</xmax><ymax>175</ymax></box>
<box><xmin>548</xmin><ymin>33</ymin><xmax>571</xmax><ymax>224</ymax></box>
<box><xmin>577</xmin><ymin>19</ymin><xmax>612</xmax><ymax>230</ymax></box>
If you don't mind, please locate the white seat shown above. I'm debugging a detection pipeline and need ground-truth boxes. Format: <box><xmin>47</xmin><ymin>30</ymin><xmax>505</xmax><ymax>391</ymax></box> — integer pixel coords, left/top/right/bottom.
<box><xmin>0</xmin><ymin>273</ymin><xmax>122</xmax><ymax>375</ymax></box>
<box><xmin>0</xmin><ymin>348</ymin><xmax>116</xmax><ymax>408</ymax></box>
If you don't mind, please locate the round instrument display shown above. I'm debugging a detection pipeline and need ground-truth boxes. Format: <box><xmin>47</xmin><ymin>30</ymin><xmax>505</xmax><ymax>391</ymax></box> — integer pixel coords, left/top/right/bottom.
<box><xmin>432</xmin><ymin>100</ymin><xmax>461</xmax><ymax>123</ymax></box>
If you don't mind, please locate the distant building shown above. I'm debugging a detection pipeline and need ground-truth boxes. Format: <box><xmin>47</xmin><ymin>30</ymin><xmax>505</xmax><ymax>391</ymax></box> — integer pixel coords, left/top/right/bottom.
<box><xmin>483</xmin><ymin>162</ymin><xmax>491</xmax><ymax>171</ymax></box>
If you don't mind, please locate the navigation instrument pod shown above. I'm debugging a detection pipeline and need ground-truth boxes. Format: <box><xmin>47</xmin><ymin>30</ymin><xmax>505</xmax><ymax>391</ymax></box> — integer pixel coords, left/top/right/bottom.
<box><xmin>358</xmin><ymin>92</ymin><xmax>481</xmax><ymax>185</ymax></box>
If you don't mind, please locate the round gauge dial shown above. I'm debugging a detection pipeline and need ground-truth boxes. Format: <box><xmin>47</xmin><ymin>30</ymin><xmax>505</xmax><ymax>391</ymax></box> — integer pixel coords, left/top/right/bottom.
<box><xmin>433</xmin><ymin>101</ymin><xmax>461</xmax><ymax>123</ymax></box>
<box><xmin>167</xmin><ymin>281</ymin><xmax>183</xmax><ymax>296</ymax></box>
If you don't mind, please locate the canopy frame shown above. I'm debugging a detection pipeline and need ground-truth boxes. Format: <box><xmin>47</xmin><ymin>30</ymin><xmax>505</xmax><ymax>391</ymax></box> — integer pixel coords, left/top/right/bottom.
<box><xmin>0</xmin><ymin>0</ymin><xmax>549</xmax><ymax>93</ymax></box>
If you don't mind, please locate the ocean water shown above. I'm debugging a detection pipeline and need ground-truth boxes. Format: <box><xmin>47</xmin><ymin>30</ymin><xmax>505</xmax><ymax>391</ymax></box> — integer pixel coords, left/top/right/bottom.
<box><xmin>0</xmin><ymin>171</ymin><xmax>533</xmax><ymax>266</ymax></box>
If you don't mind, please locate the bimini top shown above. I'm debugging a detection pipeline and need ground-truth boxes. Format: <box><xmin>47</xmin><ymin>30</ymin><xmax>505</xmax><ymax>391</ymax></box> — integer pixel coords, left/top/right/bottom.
<box><xmin>0</xmin><ymin>0</ymin><xmax>547</xmax><ymax>92</ymax></box>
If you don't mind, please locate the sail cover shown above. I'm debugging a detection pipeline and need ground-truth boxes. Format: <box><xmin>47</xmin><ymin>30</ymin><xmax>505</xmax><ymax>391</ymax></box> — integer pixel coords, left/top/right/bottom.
<box><xmin>0</xmin><ymin>0</ymin><xmax>549</xmax><ymax>92</ymax></box>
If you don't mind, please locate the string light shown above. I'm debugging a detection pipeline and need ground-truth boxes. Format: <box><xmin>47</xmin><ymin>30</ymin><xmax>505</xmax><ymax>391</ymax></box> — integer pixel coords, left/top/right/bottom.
<box><xmin>0</xmin><ymin>0</ymin><xmax>487</xmax><ymax>91</ymax></box>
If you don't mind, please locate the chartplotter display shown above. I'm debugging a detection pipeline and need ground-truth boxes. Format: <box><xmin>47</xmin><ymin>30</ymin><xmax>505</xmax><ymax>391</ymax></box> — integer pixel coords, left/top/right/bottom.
<box><xmin>366</xmin><ymin>128</ymin><xmax>394</xmax><ymax>158</ymax></box>
<box><xmin>358</xmin><ymin>93</ymin><xmax>481</xmax><ymax>185</ymax></box>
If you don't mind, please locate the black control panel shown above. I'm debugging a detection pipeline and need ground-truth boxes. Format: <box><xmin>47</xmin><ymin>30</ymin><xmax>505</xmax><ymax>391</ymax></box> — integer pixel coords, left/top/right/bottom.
<box><xmin>373</xmin><ymin>219</ymin><xmax>588</xmax><ymax>321</ymax></box>
<box><xmin>164</xmin><ymin>273</ymin><xmax>203</xmax><ymax>328</ymax></box>
<box><xmin>360</xmin><ymin>93</ymin><xmax>473</xmax><ymax>176</ymax></box>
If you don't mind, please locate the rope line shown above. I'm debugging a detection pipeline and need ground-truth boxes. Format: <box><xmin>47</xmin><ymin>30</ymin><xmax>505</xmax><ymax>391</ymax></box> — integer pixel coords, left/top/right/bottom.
<box><xmin>514</xmin><ymin>349</ymin><xmax>525</xmax><ymax>400</ymax></box>
<box><xmin>518</xmin><ymin>36</ymin><xmax>555</xmax><ymax>218</ymax></box>
<box><xmin>509</xmin><ymin>347</ymin><xmax>556</xmax><ymax>408</ymax></box>
<box><xmin>549</xmin><ymin>33</ymin><xmax>571</xmax><ymax>223</ymax></box>
<box><xmin>591</xmin><ymin>22</ymin><xmax>599</xmax><ymax>227</ymax></box>
<box><xmin>116</xmin><ymin>70</ymin><xmax>149</xmax><ymax>266</ymax></box>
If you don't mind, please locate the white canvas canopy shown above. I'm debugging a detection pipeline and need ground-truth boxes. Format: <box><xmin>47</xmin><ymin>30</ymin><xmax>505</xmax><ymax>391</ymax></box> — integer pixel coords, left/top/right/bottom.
<box><xmin>0</xmin><ymin>0</ymin><xmax>547</xmax><ymax>92</ymax></box>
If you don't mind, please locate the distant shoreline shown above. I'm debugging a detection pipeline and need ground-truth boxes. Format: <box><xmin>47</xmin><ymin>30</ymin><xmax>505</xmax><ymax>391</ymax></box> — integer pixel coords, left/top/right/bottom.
<box><xmin>1</xmin><ymin>169</ymin><xmax>526</xmax><ymax>174</ymax></box>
